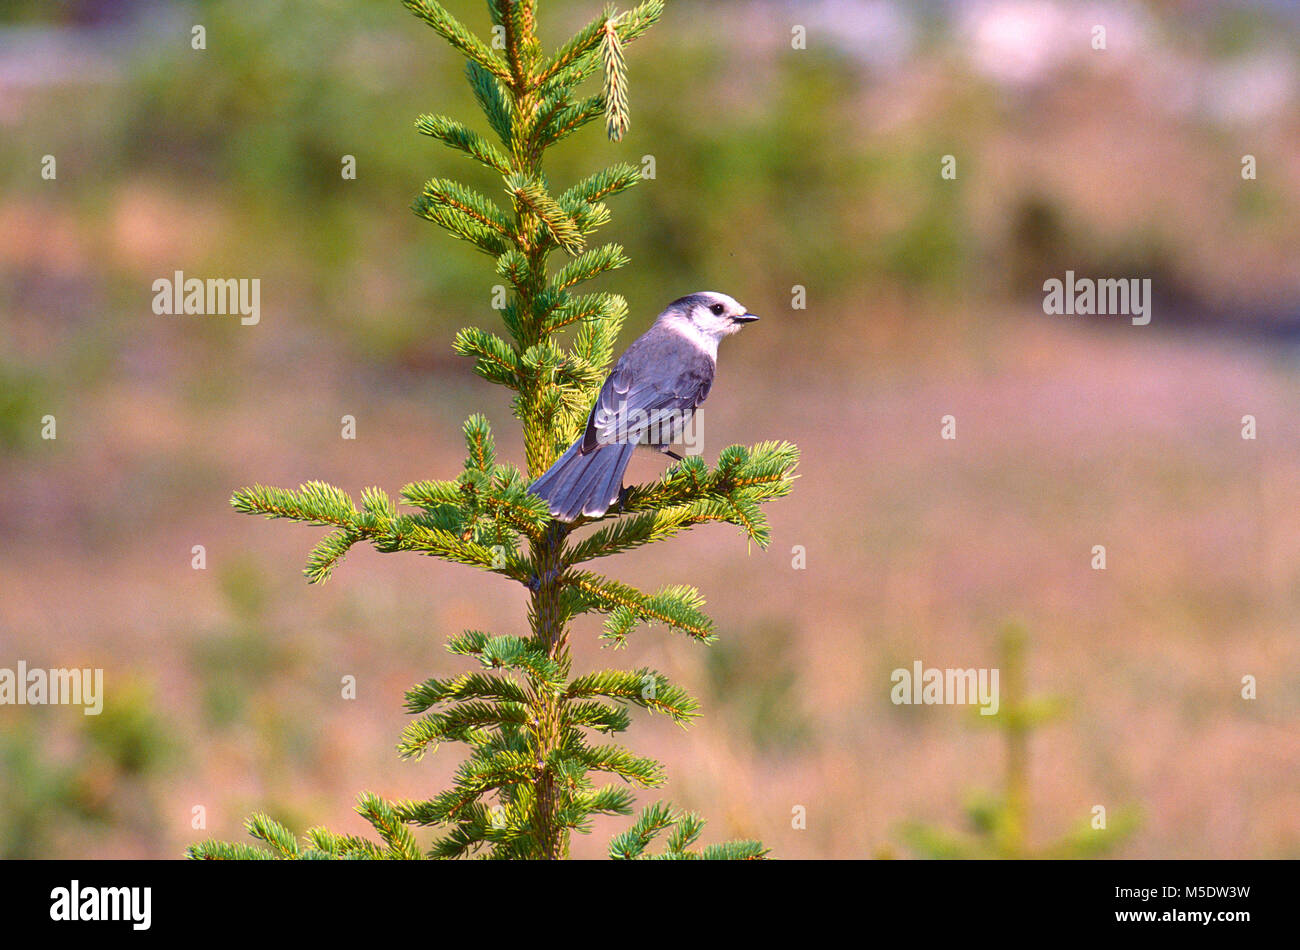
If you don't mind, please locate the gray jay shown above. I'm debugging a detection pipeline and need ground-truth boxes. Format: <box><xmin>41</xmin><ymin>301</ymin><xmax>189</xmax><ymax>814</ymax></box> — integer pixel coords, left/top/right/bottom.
<box><xmin>529</xmin><ymin>291</ymin><xmax>758</xmax><ymax>521</ymax></box>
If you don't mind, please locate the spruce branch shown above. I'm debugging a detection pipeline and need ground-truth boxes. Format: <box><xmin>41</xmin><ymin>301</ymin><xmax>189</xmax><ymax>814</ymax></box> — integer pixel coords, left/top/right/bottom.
<box><xmin>566</xmin><ymin>668</ymin><xmax>700</xmax><ymax>725</ymax></box>
<box><xmin>247</xmin><ymin>814</ymin><xmax>300</xmax><ymax>858</ymax></box>
<box><xmin>536</xmin><ymin>9</ymin><xmax>610</xmax><ymax>86</ymax></box>
<box><xmin>573</xmin><ymin>785</ymin><xmax>637</xmax><ymax>817</ymax></box>
<box><xmin>562</xmin><ymin>571</ymin><xmax>716</xmax><ymax>643</ymax></box>
<box><xmin>566</xmin><ymin>740</ymin><xmax>664</xmax><ymax>786</ymax></box>
<box><xmin>619</xmin><ymin>441</ymin><xmax>801</xmax><ymax>515</ymax></box>
<box><xmin>415</xmin><ymin>113</ymin><xmax>512</xmax><ymax>172</ymax></box>
<box><xmin>466</xmin><ymin>60</ymin><xmax>513</xmax><ymax>145</ymax></box>
<box><xmin>398</xmin><ymin>701</ymin><xmax>530</xmax><ymax>759</ymax></box>
<box><xmin>462</xmin><ymin>412</ymin><xmax>497</xmax><ymax>471</ymax></box>
<box><xmin>304</xmin><ymin>529</ymin><xmax>360</xmax><ymax>584</ymax></box>
<box><xmin>565</xmin><ymin>497</ymin><xmax>755</xmax><ymax>561</ymax></box>
<box><xmin>666</xmin><ymin>810</ymin><xmax>705</xmax><ymax>853</ymax></box>
<box><xmin>567</xmin><ymin>292</ymin><xmax>626</xmax><ymax>366</ymax></box>
<box><xmin>563</xmin><ymin>699</ymin><xmax>632</xmax><ymax>733</ymax></box>
<box><xmin>558</xmin><ymin>162</ymin><xmax>643</xmax><ymax>213</ymax></box>
<box><xmin>451</xmin><ymin>326</ymin><xmax>522</xmax><ymax>388</ymax></box>
<box><xmin>600</xmin><ymin>13</ymin><xmax>630</xmax><ymax>141</ymax></box>
<box><xmin>402</xmin><ymin>0</ymin><xmax>511</xmax><ymax>81</ymax></box>
<box><xmin>537</xmin><ymin>0</ymin><xmax>666</xmax><ymax>88</ymax></box>
<box><xmin>187</xmin><ymin>840</ymin><xmax>275</xmax><ymax>861</ymax></box>
<box><xmin>232</xmin><ymin>480</ymin><xmax>357</xmax><ymax>527</ymax></box>
<box><xmin>534</xmin><ymin>94</ymin><xmax>605</xmax><ymax>150</ymax></box>
<box><xmin>445</xmin><ymin>630</ymin><xmax>566</xmax><ymax>685</ymax></box>
<box><xmin>608</xmin><ymin>800</ymin><xmax>675</xmax><ymax>858</ymax></box>
<box><xmin>357</xmin><ymin>792</ymin><xmax>424</xmax><ymax>860</ymax></box>
<box><xmin>488</xmin><ymin>0</ymin><xmax>541</xmax><ymax>91</ymax></box>
<box><xmin>608</xmin><ymin>0</ymin><xmax>666</xmax><ymax>45</ymax></box>
<box><xmin>404</xmin><ymin>671</ymin><xmax>532</xmax><ymax>713</ymax></box>
<box><xmin>550</xmin><ymin>242</ymin><xmax>630</xmax><ymax>292</ymax></box>
<box><xmin>545</xmin><ymin>289</ymin><xmax>625</xmax><ymax>335</ymax></box>
<box><xmin>413</xmin><ymin>178</ymin><xmax>515</xmax><ymax>254</ymax></box>
<box><xmin>505</xmin><ymin>173</ymin><xmax>586</xmax><ymax>255</ymax></box>
<box><xmin>423</xmin><ymin>806</ymin><xmax>493</xmax><ymax>859</ymax></box>
<box><xmin>305</xmin><ymin>826</ymin><xmax>386</xmax><ymax>860</ymax></box>
<box><xmin>610</xmin><ymin>802</ymin><xmax>767</xmax><ymax>859</ymax></box>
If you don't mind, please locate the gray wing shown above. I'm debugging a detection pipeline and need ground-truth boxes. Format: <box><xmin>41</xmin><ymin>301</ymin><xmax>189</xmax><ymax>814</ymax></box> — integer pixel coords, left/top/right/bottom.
<box><xmin>580</xmin><ymin>331</ymin><xmax>715</xmax><ymax>453</ymax></box>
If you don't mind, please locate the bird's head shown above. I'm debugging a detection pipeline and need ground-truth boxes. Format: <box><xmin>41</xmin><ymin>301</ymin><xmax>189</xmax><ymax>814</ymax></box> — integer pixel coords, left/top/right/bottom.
<box><xmin>662</xmin><ymin>291</ymin><xmax>759</xmax><ymax>342</ymax></box>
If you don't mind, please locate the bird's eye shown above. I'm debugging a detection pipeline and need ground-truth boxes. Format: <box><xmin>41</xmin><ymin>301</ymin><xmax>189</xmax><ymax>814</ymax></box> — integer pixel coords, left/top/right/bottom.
<box><xmin>710</xmin><ymin>303</ymin><xmax>725</xmax><ymax>315</ymax></box>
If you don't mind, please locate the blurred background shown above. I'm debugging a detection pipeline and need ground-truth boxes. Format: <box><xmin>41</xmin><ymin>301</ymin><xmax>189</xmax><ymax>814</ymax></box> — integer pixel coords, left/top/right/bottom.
<box><xmin>2</xmin><ymin>0</ymin><xmax>1299</xmax><ymax>859</ymax></box>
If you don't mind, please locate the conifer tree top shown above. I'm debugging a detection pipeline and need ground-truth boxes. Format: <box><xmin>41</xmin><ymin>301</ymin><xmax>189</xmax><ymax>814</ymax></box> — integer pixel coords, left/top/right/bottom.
<box><xmin>191</xmin><ymin>0</ymin><xmax>797</xmax><ymax>861</ymax></box>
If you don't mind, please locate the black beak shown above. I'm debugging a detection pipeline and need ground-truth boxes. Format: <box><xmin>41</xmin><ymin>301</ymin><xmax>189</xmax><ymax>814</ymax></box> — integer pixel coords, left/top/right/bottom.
<box><xmin>732</xmin><ymin>312</ymin><xmax>759</xmax><ymax>323</ymax></box>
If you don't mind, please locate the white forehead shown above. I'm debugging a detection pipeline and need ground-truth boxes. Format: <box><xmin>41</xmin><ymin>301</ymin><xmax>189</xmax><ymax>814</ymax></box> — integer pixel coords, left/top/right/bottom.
<box><xmin>676</xmin><ymin>291</ymin><xmax>741</xmax><ymax>312</ymax></box>
<box><xmin>702</xmin><ymin>292</ymin><xmax>741</xmax><ymax>310</ymax></box>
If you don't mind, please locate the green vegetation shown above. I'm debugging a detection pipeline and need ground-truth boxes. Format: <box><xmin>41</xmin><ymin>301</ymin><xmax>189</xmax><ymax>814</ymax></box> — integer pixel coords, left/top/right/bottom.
<box><xmin>900</xmin><ymin>624</ymin><xmax>1140</xmax><ymax>859</ymax></box>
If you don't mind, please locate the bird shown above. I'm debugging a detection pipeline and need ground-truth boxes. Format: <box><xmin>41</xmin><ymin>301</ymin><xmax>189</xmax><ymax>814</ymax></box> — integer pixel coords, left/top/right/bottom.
<box><xmin>528</xmin><ymin>291</ymin><xmax>759</xmax><ymax>522</ymax></box>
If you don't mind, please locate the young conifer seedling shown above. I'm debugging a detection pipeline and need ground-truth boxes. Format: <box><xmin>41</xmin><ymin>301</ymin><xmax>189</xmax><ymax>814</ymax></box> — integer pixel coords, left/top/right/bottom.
<box><xmin>189</xmin><ymin>0</ymin><xmax>798</xmax><ymax>861</ymax></box>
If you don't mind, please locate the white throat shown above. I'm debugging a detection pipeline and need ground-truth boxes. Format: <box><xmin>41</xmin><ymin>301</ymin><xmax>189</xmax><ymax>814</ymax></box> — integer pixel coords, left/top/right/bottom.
<box><xmin>660</xmin><ymin>315</ymin><xmax>719</xmax><ymax>360</ymax></box>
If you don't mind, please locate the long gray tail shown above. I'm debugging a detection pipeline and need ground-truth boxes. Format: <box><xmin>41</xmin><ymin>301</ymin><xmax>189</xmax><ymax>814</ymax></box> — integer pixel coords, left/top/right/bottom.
<box><xmin>529</xmin><ymin>440</ymin><xmax>636</xmax><ymax>522</ymax></box>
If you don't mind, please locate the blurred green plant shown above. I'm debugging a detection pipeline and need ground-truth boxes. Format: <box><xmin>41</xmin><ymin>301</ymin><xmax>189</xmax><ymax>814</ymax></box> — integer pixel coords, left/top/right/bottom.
<box><xmin>0</xmin><ymin>364</ymin><xmax>47</xmax><ymax>453</ymax></box>
<box><xmin>0</xmin><ymin>719</ymin><xmax>107</xmax><ymax>859</ymax></box>
<box><xmin>0</xmin><ymin>682</ymin><xmax>173</xmax><ymax>858</ymax></box>
<box><xmin>705</xmin><ymin>618</ymin><xmax>811</xmax><ymax>753</ymax></box>
<box><xmin>899</xmin><ymin>623</ymin><xmax>1140</xmax><ymax>859</ymax></box>
<box><xmin>189</xmin><ymin>560</ymin><xmax>299</xmax><ymax>729</ymax></box>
